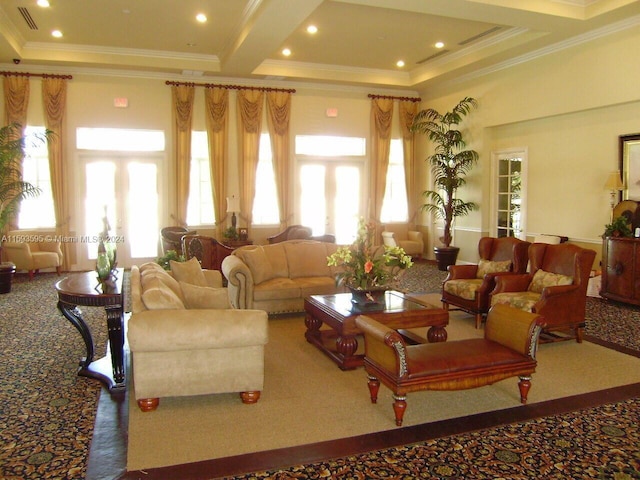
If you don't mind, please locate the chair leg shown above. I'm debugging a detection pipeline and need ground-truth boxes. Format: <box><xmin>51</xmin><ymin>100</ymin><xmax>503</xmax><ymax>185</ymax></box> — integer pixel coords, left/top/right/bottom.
<box><xmin>475</xmin><ymin>313</ymin><xmax>483</xmax><ymax>329</ymax></box>
<box><xmin>137</xmin><ymin>398</ymin><xmax>159</xmax><ymax>412</ymax></box>
<box><xmin>575</xmin><ymin>326</ymin><xmax>584</xmax><ymax>343</ymax></box>
<box><xmin>28</xmin><ymin>270</ymin><xmax>35</xmax><ymax>281</ymax></box>
<box><xmin>240</xmin><ymin>391</ymin><xmax>261</xmax><ymax>404</ymax></box>
<box><xmin>367</xmin><ymin>375</ymin><xmax>380</xmax><ymax>404</ymax></box>
<box><xmin>392</xmin><ymin>394</ymin><xmax>407</xmax><ymax>426</ymax></box>
<box><xmin>518</xmin><ymin>376</ymin><xmax>531</xmax><ymax>404</ymax></box>
<box><xmin>56</xmin><ymin>266</ymin><xmax>62</xmax><ymax>276</ymax></box>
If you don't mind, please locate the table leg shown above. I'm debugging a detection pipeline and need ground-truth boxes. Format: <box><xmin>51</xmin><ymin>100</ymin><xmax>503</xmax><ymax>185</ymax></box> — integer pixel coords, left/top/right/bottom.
<box><xmin>58</xmin><ymin>301</ymin><xmax>95</xmax><ymax>368</ymax></box>
<box><xmin>105</xmin><ymin>304</ymin><xmax>125</xmax><ymax>386</ymax></box>
<box><xmin>427</xmin><ymin>324</ymin><xmax>448</xmax><ymax>343</ymax></box>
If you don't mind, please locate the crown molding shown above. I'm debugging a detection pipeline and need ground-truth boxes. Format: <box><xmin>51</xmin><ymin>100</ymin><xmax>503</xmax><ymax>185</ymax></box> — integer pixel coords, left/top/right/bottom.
<box><xmin>450</xmin><ymin>13</ymin><xmax>640</xmax><ymax>86</ymax></box>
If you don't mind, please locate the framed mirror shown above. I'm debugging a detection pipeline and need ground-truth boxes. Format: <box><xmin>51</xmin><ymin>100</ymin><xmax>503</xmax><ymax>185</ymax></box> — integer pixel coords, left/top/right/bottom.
<box><xmin>620</xmin><ymin>133</ymin><xmax>640</xmax><ymax>200</ymax></box>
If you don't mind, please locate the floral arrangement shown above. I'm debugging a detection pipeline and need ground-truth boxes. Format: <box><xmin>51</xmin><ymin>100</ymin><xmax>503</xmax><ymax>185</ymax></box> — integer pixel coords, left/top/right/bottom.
<box><xmin>327</xmin><ymin>217</ymin><xmax>413</xmax><ymax>290</ymax></box>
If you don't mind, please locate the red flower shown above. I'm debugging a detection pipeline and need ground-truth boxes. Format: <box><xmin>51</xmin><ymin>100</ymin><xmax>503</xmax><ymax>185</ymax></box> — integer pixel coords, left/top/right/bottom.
<box><xmin>364</xmin><ymin>260</ymin><xmax>374</xmax><ymax>274</ymax></box>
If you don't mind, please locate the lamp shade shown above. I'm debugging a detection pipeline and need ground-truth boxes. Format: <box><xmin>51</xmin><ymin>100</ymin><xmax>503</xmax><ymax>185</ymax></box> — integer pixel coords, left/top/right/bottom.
<box><xmin>604</xmin><ymin>171</ymin><xmax>624</xmax><ymax>191</ymax></box>
<box><xmin>226</xmin><ymin>196</ymin><xmax>240</xmax><ymax>213</ymax></box>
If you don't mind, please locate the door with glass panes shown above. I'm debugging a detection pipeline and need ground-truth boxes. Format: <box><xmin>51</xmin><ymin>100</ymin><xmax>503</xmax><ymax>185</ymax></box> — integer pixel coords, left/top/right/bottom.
<box><xmin>81</xmin><ymin>154</ymin><xmax>160</xmax><ymax>269</ymax></box>
<box><xmin>298</xmin><ymin>160</ymin><xmax>364</xmax><ymax>244</ymax></box>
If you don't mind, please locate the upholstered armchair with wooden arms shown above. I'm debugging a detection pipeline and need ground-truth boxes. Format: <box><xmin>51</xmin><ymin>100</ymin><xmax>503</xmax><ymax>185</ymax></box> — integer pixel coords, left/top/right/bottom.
<box><xmin>442</xmin><ymin>237</ymin><xmax>531</xmax><ymax>329</ymax></box>
<box><xmin>3</xmin><ymin>233</ymin><xmax>63</xmax><ymax>280</ymax></box>
<box><xmin>491</xmin><ymin>242</ymin><xmax>596</xmax><ymax>343</ymax></box>
<box><xmin>381</xmin><ymin>229</ymin><xmax>424</xmax><ymax>258</ymax></box>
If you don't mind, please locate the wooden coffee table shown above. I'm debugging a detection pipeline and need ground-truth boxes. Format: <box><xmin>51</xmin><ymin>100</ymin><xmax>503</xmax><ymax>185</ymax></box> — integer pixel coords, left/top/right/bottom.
<box><xmin>304</xmin><ymin>290</ymin><xmax>448</xmax><ymax>370</ymax></box>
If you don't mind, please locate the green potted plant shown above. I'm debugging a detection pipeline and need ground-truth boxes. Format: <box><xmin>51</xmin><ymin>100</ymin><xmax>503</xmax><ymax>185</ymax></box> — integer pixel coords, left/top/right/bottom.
<box><xmin>411</xmin><ymin>97</ymin><xmax>479</xmax><ymax>271</ymax></box>
<box><xmin>223</xmin><ymin>226</ymin><xmax>239</xmax><ymax>242</ymax></box>
<box><xmin>603</xmin><ymin>215</ymin><xmax>632</xmax><ymax>238</ymax></box>
<box><xmin>0</xmin><ymin>123</ymin><xmax>49</xmax><ymax>293</ymax></box>
<box><xmin>155</xmin><ymin>249</ymin><xmax>185</xmax><ymax>270</ymax></box>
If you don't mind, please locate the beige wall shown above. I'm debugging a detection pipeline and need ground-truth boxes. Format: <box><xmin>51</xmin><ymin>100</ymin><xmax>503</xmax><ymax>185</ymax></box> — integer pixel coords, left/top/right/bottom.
<box><xmin>415</xmin><ymin>24</ymin><xmax>640</xmax><ymax>269</ymax></box>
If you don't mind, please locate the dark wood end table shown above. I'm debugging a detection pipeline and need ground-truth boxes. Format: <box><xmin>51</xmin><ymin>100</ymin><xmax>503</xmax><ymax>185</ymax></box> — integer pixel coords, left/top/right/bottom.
<box><xmin>55</xmin><ymin>268</ymin><xmax>126</xmax><ymax>393</ymax></box>
<box><xmin>304</xmin><ymin>290</ymin><xmax>449</xmax><ymax>370</ymax></box>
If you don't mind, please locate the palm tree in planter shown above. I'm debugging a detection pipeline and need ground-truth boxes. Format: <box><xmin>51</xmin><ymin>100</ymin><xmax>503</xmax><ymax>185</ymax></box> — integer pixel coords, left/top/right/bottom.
<box><xmin>411</xmin><ymin>97</ymin><xmax>479</xmax><ymax>271</ymax></box>
<box><xmin>0</xmin><ymin>123</ymin><xmax>48</xmax><ymax>292</ymax></box>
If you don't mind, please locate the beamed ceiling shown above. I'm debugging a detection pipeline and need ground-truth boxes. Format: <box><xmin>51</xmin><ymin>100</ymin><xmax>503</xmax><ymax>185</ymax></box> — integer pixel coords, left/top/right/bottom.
<box><xmin>1</xmin><ymin>0</ymin><xmax>640</xmax><ymax>92</ymax></box>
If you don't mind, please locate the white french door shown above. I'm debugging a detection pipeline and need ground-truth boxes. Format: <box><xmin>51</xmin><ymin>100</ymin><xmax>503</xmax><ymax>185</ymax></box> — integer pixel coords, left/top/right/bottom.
<box><xmin>80</xmin><ymin>154</ymin><xmax>161</xmax><ymax>269</ymax></box>
<box><xmin>297</xmin><ymin>159</ymin><xmax>364</xmax><ymax>244</ymax></box>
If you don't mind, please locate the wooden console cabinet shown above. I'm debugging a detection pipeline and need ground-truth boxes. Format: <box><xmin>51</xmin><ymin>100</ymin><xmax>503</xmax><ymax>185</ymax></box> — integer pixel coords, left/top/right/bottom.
<box><xmin>601</xmin><ymin>236</ymin><xmax>640</xmax><ymax>306</ymax></box>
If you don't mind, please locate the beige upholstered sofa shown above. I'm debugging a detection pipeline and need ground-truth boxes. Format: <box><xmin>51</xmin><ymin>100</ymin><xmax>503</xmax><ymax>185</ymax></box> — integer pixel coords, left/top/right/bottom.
<box><xmin>221</xmin><ymin>240</ymin><xmax>343</xmax><ymax>314</ymax></box>
<box><xmin>127</xmin><ymin>259</ymin><xmax>269</xmax><ymax>411</ymax></box>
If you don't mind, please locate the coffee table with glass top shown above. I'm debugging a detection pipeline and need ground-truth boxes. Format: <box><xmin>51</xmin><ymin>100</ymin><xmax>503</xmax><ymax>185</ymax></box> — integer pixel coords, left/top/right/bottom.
<box><xmin>304</xmin><ymin>290</ymin><xmax>448</xmax><ymax>370</ymax></box>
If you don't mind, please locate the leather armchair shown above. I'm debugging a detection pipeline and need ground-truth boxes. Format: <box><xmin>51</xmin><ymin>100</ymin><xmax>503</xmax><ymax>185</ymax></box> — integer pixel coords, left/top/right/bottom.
<box><xmin>3</xmin><ymin>234</ymin><xmax>63</xmax><ymax>280</ymax></box>
<box><xmin>381</xmin><ymin>229</ymin><xmax>424</xmax><ymax>258</ymax></box>
<box><xmin>491</xmin><ymin>243</ymin><xmax>596</xmax><ymax>343</ymax></box>
<box><xmin>161</xmin><ymin>226</ymin><xmax>196</xmax><ymax>255</ymax></box>
<box><xmin>442</xmin><ymin>237</ymin><xmax>530</xmax><ymax>328</ymax></box>
<box><xmin>267</xmin><ymin>225</ymin><xmax>335</xmax><ymax>244</ymax></box>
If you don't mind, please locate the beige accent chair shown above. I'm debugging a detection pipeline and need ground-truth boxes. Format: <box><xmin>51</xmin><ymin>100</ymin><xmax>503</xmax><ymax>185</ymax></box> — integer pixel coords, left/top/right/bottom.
<box><xmin>381</xmin><ymin>227</ymin><xmax>424</xmax><ymax>258</ymax></box>
<box><xmin>127</xmin><ymin>259</ymin><xmax>269</xmax><ymax>412</ymax></box>
<box><xmin>3</xmin><ymin>231</ymin><xmax>63</xmax><ymax>280</ymax></box>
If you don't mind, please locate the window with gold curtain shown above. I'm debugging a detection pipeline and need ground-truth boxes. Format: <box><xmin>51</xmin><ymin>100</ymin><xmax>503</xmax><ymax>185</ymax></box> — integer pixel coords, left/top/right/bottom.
<box><xmin>266</xmin><ymin>91</ymin><xmax>291</xmax><ymax>228</ymax></box>
<box><xmin>42</xmin><ymin>77</ymin><xmax>70</xmax><ymax>271</ymax></box>
<box><xmin>399</xmin><ymin>100</ymin><xmax>418</xmax><ymax>226</ymax></box>
<box><xmin>204</xmin><ymin>87</ymin><xmax>229</xmax><ymax>238</ymax></box>
<box><xmin>2</xmin><ymin>75</ymin><xmax>30</xmax><ymax>234</ymax></box>
<box><xmin>236</xmin><ymin>90</ymin><xmax>263</xmax><ymax>228</ymax></box>
<box><xmin>171</xmin><ymin>85</ymin><xmax>195</xmax><ymax>226</ymax></box>
<box><xmin>370</xmin><ymin>97</ymin><xmax>394</xmax><ymax>234</ymax></box>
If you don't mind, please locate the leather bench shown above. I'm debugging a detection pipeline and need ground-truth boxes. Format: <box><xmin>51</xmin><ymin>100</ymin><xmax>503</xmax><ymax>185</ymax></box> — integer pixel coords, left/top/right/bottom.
<box><xmin>355</xmin><ymin>304</ymin><xmax>545</xmax><ymax>426</ymax></box>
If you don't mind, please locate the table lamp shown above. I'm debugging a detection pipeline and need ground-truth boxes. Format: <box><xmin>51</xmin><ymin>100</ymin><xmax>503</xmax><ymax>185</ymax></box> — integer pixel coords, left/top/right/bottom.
<box><xmin>604</xmin><ymin>170</ymin><xmax>624</xmax><ymax>219</ymax></box>
<box><xmin>226</xmin><ymin>195</ymin><xmax>240</xmax><ymax>228</ymax></box>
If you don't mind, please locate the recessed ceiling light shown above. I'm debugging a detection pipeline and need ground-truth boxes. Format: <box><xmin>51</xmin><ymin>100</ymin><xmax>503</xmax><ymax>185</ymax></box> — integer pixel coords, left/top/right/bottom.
<box><xmin>282</xmin><ymin>48</ymin><xmax>291</xmax><ymax>57</ymax></box>
<box><xmin>396</xmin><ymin>60</ymin><xmax>405</xmax><ymax>68</ymax></box>
<box><xmin>51</xmin><ymin>30</ymin><xmax>63</xmax><ymax>38</ymax></box>
<box><xmin>37</xmin><ymin>0</ymin><xmax>50</xmax><ymax>7</ymax></box>
<box><xmin>196</xmin><ymin>13</ymin><xmax>207</xmax><ymax>23</ymax></box>
<box><xmin>307</xmin><ymin>25</ymin><xmax>318</xmax><ymax>34</ymax></box>
<box><xmin>435</xmin><ymin>41</ymin><xmax>445</xmax><ymax>49</ymax></box>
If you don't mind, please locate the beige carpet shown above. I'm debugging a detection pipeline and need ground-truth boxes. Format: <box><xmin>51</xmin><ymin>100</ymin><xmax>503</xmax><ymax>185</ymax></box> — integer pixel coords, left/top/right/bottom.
<box><xmin>127</xmin><ymin>294</ymin><xmax>640</xmax><ymax>471</ymax></box>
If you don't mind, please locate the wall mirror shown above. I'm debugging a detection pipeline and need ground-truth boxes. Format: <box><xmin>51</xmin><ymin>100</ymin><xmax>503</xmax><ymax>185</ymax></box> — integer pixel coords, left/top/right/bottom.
<box><xmin>620</xmin><ymin>133</ymin><xmax>640</xmax><ymax>200</ymax></box>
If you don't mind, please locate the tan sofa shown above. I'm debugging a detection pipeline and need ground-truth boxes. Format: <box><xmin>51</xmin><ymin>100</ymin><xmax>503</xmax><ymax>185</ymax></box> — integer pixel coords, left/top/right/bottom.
<box><xmin>127</xmin><ymin>259</ymin><xmax>269</xmax><ymax>411</ymax></box>
<box><xmin>221</xmin><ymin>240</ymin><xmax>343</xmax><ymax>314</ymax></box>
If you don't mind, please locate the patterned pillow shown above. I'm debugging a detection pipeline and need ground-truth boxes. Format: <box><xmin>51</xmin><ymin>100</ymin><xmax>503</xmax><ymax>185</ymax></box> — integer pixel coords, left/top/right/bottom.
<box><xmin>528</xmin><ymin>269</ymin><xmax>573</xmax><ymax>293</ymax></box>
<box><xmin>476</xmin><ymin>259</ymin><xmax>512</xmax><ymax>279</ymax></box>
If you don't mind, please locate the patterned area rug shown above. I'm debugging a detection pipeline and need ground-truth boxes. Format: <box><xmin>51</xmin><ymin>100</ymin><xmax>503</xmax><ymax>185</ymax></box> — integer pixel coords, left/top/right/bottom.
<box><xmin>1</xmin><ymin>263</ymin><xmax>639</xmax><ymax>479</ymax></box>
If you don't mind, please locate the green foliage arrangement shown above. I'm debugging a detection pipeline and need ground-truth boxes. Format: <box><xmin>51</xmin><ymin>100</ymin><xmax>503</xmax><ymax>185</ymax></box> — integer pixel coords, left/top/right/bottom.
<box><xmin>223</xmin><ymin>226</ymin><xmax>239</xmax><ymax>241</ymax></box>
<box><xmin>603</xmin><ymin>215</ymin><xmax>632</xmax><ymax>238</ymax></box>
<box><xmin>411</xmin><ymin>97</ymin><xmax>479</xmax><ymax>247</ymax></box>
<box><xmin>156</xmin><ymin>249</ymin><xmax>185</xmax><ymax>270</ymax></box>
<box><xmin>327</xmin><ymin>217</ymin><xmax>413</xmax><ymax>289</ymax></box>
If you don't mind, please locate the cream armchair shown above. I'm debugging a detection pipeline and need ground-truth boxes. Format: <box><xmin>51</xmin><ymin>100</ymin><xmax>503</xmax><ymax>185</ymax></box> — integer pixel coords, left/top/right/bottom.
<box><xmin>381</xmin><ymin>228</ymin><xmax>424</xmax><ymax>258</ymax></box>
<box><xmin>3</xmin><ymin>232</ymin><xmax>63</xmax><ymax>280</ymax></box>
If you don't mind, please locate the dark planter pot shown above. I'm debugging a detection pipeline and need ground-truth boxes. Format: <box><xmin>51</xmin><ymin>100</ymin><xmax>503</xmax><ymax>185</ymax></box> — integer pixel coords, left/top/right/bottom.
<box><xmin>434</xmin><ymin>246</ymin><xmax>460</xmax><ymax>272</ymax></box>
<box><xmin>0</xmin><ymin>262</ymin><xmax>16</xmax><ymax>294</ymax></box>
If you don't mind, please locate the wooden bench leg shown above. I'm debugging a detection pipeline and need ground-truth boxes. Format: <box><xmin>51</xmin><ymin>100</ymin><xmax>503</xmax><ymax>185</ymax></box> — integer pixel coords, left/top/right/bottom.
<box><xmin>576</xmin><ymin>326</ymin><xmax>584</xmax><ymax>343</ymax></box>
<box><xmin>392</xmin><ymin>394</ymin><xmax>407</xmax><ymax>426</ymax></box>
<box><xmin>367</xmin><ymin>375</ymin><xmax>380</xmax><ymax>403</ymax></box>
<box><xmin>518</xmin><ymin>376</ymin><xmax>531</xmax><ymax>404</ymax></box>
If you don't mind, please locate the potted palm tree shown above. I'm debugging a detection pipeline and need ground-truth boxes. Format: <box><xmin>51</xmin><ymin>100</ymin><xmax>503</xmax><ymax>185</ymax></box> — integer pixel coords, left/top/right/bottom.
<box><xmin>411</xmin><ymin>97</ymin><xmax>479</xmax><ymax>271</ymax></box>
<box><xmin>0</xmin><ymin>123</ymin><xmax>47</xmax><ymax>292</ymax></box>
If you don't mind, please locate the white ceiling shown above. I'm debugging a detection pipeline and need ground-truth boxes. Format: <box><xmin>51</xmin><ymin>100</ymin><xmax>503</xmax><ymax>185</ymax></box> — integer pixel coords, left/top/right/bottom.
<box><xmin>1</xmin><ymin>0</ymin><xmax>639</xmax><ymax>91</ymax></box>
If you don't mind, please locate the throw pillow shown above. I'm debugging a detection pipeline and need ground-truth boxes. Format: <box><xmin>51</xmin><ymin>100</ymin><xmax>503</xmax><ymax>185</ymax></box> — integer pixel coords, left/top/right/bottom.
<box><xmin>528</xmin><ymin>269</ymin><xmax>574</xmax><ymax>293</ymax></box>
<box><xmin>170</xmin><ymin>257</ymin><xmax>207</xmax><ymax>287</ymax></box>
<box><xmin>139</xmin><ymin>261</ymin><xmax>166</xmax><ymax>273</ymax></box>
<box><xmin>476</xmin><ymin>259</ymin><xmax>512</xmax><ymax>279</ymax></box>
<box><xmin>179</xmin><ymin>281</ymin><xmax>231</xmax><ymax>309</ymax></box>
<box><xmin>237</xmin><ymin>247</ymin><xmax>274</xmax><ymax>285</ymax></box>
<box><xmin>140</xmin><ymin>268</ymin><xmax>184</xmax><ymax>300</ymax></box>
<box><xmin>141</xmin><ymin>277</ymin><xmax>185</xmax><ymax>310</ymax></box>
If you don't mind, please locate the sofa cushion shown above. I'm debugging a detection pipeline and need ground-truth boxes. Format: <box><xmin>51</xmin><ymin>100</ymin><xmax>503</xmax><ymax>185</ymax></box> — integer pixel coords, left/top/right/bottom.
<box><xmin>528</xmin><ymin>269</ymin><xmax>573</xmax><ymax>294</ymax></box>
<box><xmin>253</xmin><ymin>277</ymin><xmax>301</xmax><ymax>301</ymax></box>
<box><xmin>264</xmin><ymin>244</ymin><xmax>289</xmax><ymax>278</ymax></box>
<box><xmin>180</xmin><ymin>281</ymin><xmax>231</xmax><ymax>309</ymax></box>
<box><xmin>237</xmin><ymin>247</ymin><xmax>275</xmax><ymax>284</ymax></box>
<box><xmin>298</xmin><ymin>277</ymin><xmax>342</xmax><ymax>297</ymax></box>
<box><xmin>141</xmin><ymin>276</ymin><xmax>186</xmax><ymax>310</ymax></box>
<box><xmin>491</xmin><ymin>291</ymin><xmax>539</xmax><ymax>312</ymax></box>
<box><xmin>285</xmin><ymin>243</ymin><xmax>331</xmax><ymax>279</ymax></box>
<box><xmin>476</xmin><ymin>259</ymin><xmax>511</xmax><ymax>278</ymax></box>
<box><xmin>170</xmin><ymin>257</ymin><xmax>207</xmax><ymax>287</ymax></box>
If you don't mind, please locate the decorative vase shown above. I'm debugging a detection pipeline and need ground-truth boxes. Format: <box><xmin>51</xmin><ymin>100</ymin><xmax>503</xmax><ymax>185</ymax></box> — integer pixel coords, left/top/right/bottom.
<box><xmin>96</xmin><ymin>240</ymin><xmax>111</xmax><ymax>281</ymax></box>
<box><xmin>0</xmin><ymin>262</ymin><xmax>16</xmax><ymax>294</ymax></box>
<box><xmin>347</xmin><ymin>284</ymin><xmax>388</xmax><ymax>309</ymax></box>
